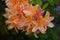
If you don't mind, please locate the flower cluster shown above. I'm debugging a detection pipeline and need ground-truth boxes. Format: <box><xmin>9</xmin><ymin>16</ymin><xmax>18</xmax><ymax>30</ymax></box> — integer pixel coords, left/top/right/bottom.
<box><xmin>4</xmin><ymin>0</ymin><xmax>54</xmax><ymax>38</ymax></box>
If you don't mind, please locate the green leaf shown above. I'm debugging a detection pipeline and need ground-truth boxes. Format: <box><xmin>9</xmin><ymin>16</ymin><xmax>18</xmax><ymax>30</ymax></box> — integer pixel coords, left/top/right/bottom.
<box><xmin>47</xmin><ymin>0</ymin><xmax>58</xmax><ymax>6</ymax></box>
<box><xmin>37</xmin><ymin>0</ymin><xmax>43</xmax><ymax>8</ymax></box>
<box><xmin>42</xmin><ymin>2</ymin><xmax>49</xmax><ymax>9</ymax></box>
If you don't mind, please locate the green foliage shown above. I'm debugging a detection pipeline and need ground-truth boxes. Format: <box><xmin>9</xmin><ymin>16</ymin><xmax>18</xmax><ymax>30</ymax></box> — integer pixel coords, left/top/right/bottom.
<box><xmin>42</xmin><ymin>2</ymin><xmax>49</xmax><ymax>10</ymax></box>
<box><xmin>27</xmin><ymin>28</ymin><xmax>57</xmax><ymax>40</ymax></box>
<box><xmin>46</xmin><ymin>0</ymin><xmax>58</xmax><ymax>6</ymax></box>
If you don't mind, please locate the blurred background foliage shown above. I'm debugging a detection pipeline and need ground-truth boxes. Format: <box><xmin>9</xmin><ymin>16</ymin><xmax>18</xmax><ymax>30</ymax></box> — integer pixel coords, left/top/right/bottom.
<box><xmin>0</xmin><ymin>0</ymin><xmax>60</xmax><ymax>40</ymax></box>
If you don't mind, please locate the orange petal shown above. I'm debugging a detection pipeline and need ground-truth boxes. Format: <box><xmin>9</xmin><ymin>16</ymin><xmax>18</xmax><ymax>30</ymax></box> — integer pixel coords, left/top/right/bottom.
<box><xmin>9</xmin><ymin>0</ymin><xmax>17</xmax><ymax>5</ymax></box>
<box><xmin>37</xmin><ymin>16</ymin><xmax>44</xmax><ymax>25</ymax></box>
<box><xmin>44</xmin><ymin>11</ymin><xmax>50</xmax><ymax>20</ymax></box>
<box><xmin>26</xmin><ymin>16</ymin><xmax>32</xmax><ymax>22</ymax></box>
<box><xmin>32</xmin><ymin>5</ymin><xmax>38</xmax><ymax>16</ymax></box>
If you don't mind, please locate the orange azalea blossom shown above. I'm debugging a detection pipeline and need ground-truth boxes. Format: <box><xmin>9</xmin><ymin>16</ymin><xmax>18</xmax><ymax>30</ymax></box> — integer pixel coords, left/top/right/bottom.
<box><xmin>4</xmin><ymin>0</ymin><xmax>54</xmax><ymax>38</ymax></box>
<box><xmin>32</xmin><ymin>11</ymin><xmax>54</xmax><ymax>37</ymax></box>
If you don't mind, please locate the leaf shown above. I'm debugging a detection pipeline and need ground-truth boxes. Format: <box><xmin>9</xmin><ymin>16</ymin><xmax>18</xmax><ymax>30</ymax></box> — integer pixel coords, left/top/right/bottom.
<box><xmin>47</xmin><ymin>0</ymin><xmax>58</xmax><ymax>6</ymax></box>
<box><xmin>42</xmin><ymin>2</ymin><xmax>49</xmax><ymax>9</ymax></box>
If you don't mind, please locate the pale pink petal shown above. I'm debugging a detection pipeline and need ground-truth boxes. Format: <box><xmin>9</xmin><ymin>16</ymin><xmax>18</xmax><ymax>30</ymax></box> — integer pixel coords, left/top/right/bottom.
<box><xmin>48</xmin><ymin>22</ymin><xmax>54</xmax><ymax>28</ymax></box>
<box><xmin>49</xmin><ymin>17</ymin><xmax>54</xmax><ymax>21</ymax></box>
<box><xmin>32</xmin><ymin>26</ymin><xmax>39</xmax><ymax>32</ymax></box>
<box><xmin>39</xmin><ymin>26</ymin><xmax>47</xmax><ymax>34</ymax></box>
<box><xmin>23</xmin><ymin>10</ymin><xmax>31</xmax><ymax>16</ymax></box>
<box><xmin>8</xmin><ymin>25</ymin><xmax>14</xmax><ymax>29</ymax></box>
<box><xmin>34</xmin><ymin>33</ymin><xmax>38</xmax><ymax>38</ymax></box>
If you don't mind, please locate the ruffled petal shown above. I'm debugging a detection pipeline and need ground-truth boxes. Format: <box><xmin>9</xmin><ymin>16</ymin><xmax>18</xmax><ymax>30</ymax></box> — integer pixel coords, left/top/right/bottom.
<box><xmin>39</xmin><ymin>26</ymin><xmax>47</xmax><ymax>34</ymax></box>
<box><xmin>48</xmin><ymin>22</ymin><xmax>54</xmax><ymax>28</ymax></box>
<box><xmin>32</xmin><ymin>26</ymin><xmax>39</xmax><ymax>32</ymax></box>
<box><xmin>8</xmin><ymin>25</ymin><xmax>14</xmax><ymax>29</ymax></box>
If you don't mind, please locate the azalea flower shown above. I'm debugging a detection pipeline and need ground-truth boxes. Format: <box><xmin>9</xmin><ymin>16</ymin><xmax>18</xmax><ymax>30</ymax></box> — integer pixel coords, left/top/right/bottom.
<box><xmin>4</xmin><ymin>0</ymin><xmax>54</xmax><ymax>38</ymax></box>
<box><xmin>32</xmin><ymin>11</ymin><xmax>54</xmax><ymax>38</ymax></box>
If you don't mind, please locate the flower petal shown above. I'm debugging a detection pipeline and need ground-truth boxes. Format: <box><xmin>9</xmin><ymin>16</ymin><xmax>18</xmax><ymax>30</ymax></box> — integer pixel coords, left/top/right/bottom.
<box><xmin>49</xmin><ymin>17</ymin><xmax>54</xmax><ymax>21</ymax></box>
<box><xmin>48</xmin><ymin>23</ymin><xmax>54</xmax><ymax>28</ymax></box>
<box><xmin>23</xmin><ymin>10</ymin><xmax>31</xmax><ymax>16</ymax></box>
<box><xmin>34</xmin><ymin>33</ymin><xmax>38</xmax><ymax>38</ymax></box>
<box><xmin>39</xmin><ymin>26</ymin><xmax>46</xmax><ymax>34</ymax></box>
<box><xmin>44</xmin><ymin>11</ymin><xmax>50</xmax><ymax>20</ymax></box>
<box><xmin>32</xmin><ymin>27</ymin><xmax>39</xmax><ymax>32</ymax></box>
<box><xmin>8</xmin><ymin>25</ymin><xmax>14</xmax><ymax>29</ymax></box>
